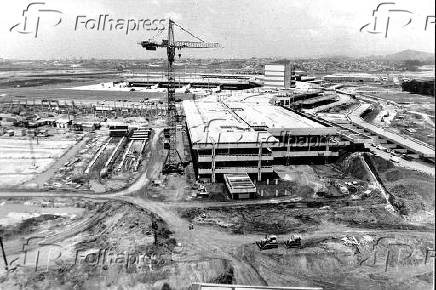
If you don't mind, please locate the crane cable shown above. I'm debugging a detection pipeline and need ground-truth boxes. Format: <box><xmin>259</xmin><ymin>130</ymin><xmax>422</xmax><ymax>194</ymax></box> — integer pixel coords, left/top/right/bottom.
<box><xmin>172</xmin><ymin>21</ymin><xmax>205</xmax><ymax>42</ymax></box>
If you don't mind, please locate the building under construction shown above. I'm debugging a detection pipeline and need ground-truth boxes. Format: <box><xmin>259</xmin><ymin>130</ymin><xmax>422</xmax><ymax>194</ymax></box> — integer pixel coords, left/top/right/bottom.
<box><xmin>183</xmin><ymin>92</ymin><xmax>354</xmax><ymax>183</ymax></box>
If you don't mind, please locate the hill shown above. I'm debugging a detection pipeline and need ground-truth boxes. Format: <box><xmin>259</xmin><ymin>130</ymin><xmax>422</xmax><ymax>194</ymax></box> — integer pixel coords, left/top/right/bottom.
<box><xmin>384</xmin><ymin>49</ymin><xmax>435</xmax><ymax>62</ymax></box>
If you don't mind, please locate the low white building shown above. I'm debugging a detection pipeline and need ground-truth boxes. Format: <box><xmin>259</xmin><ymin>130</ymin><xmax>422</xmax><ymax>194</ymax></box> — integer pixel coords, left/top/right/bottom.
<box><xmin>323</xmin><ymin>73</ymin><xmax>379</xmax><ymax>82</ymax></box>
<box><xmin>55</xmin><ymin>118</ymin><xmax>71</xmax><ymax>129</ymax></box>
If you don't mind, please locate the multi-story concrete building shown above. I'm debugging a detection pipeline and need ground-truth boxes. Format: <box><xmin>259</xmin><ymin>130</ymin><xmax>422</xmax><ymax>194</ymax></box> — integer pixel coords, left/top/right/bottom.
<box><xmin>183</xmin><ymin>96</ymin><xmax>277</xmax><ymax>183</ymax></box>
<box><xmin>183</xmin><ymin>92</ymin><xmax>352</xmax><ymax>183</ymax></box>
<box><xmin>263</xmin><ymin>62</ymin><xmax>296</xmax><ymax>89</ymax></box>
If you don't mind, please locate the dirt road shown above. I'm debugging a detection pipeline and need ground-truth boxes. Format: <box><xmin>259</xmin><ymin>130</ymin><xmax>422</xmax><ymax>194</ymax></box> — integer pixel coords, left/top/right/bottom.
<box><xmin>0</xmin><ymin>189</ymin><xmax>269</xmax><ymax>285</ymax></box>
<box><xmin>0</xmin><ymin>185</ymin><xmax>434</xmax><ymax>288</ymax></box>
<box><xmin>368</xmin><ymin>146</ymin><xmax>435</xmax><ymax>176</ymax></box>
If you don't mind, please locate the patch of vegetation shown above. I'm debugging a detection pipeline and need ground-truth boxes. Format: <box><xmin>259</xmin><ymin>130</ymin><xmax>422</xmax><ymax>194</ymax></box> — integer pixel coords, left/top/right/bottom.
<box><xmin>1</xmin><ymin>214</ymin><xmax>63</xmax><ymax>239</ymax></box>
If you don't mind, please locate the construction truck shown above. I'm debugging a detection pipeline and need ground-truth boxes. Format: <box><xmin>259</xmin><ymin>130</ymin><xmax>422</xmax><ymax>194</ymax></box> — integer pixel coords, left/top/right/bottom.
<box><xmin>256</xmin><ymin>235</ymin><xmax>278</xmax><ymax>250</ymax></box>
<box><xmin>284</xmin><ymin>235</ymin><xmax>302</xmax><ymax>248</ymax></box>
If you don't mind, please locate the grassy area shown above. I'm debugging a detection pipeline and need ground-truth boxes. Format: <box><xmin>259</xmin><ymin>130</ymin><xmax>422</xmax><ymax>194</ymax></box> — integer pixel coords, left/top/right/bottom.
<box><xmin>391</xmin><ymin>111</ymin><xmax>435</xmax><ymax>146</ymax></box>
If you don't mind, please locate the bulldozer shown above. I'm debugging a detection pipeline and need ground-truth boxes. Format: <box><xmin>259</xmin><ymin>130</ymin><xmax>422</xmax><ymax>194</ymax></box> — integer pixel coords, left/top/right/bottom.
<box><xmin>256</xmin><ymin>235</ymin><xmax>279</xmax><ymax>250</ymax></box>
<box><xmin>284</xmin><ymin>235</ymin><xmax>302</xmax><ymax>248</ymax></box>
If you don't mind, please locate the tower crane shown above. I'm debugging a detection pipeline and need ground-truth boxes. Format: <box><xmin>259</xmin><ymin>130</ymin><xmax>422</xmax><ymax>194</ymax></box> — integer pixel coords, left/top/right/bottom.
<box><xmin>139</xmin><ymin>19</ymin><xmax>220</xmax><ymax>173</ymax></box>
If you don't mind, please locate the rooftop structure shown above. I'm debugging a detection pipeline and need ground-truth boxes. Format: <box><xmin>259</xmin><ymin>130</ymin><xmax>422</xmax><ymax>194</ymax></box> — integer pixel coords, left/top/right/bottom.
<box><xmin>183</xmin><ymin>97</ymin><xmax>277</xmax><ymax>145</ymax></box>
<box><xmin>127</xmin><ymin>76</ymin><xmax>260</xmax><ymax>90</ymax></box>
<box><xmin>183</xmin><ymin>92</ymin><xmax>351</xmax><ymax>184</ymax></box>
<box><xmin>227</xmin><ymin>101</ymin><xmax>325</xmax><ymax>130</ymax></box>
<box><xmin>224</xmin><ymin>173</ymin><xmax>257</xmax><ymax>199</ymax></box>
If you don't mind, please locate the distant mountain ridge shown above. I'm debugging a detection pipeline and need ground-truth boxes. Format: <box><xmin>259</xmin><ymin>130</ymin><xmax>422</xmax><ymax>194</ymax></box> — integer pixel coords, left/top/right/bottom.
<box><xmin>309</xmin><ymin>50</ymin><xmax>435</xmax><ymax>61</ymax></box>
<box><xmin>381</xmin><ymin>49</ymin><xmax>435</xmax><ymax>62</ymax></box>
<box><xmin>289</xmin><ymin>50</ymin><xmax>435</xmax><ymax>61</ymax></box>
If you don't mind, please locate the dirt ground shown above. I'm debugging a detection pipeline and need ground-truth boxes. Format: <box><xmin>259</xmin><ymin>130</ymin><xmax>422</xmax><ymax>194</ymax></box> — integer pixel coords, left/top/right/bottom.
<box><xmin>0</xmin><ymin>88</ymin><xmax>434</xmax><ymax>289</ymax></box>
<box><xmin>0</xmin><ymin>199</ymin><xmax>171</xmax><ymax>289</ymax></box>
<box><xmin>0</xmin><ymin>150</ymin><xmax>434</xmax><ymax>289</ymax></box>
<box><xmin>368</xmin><ymin>155</ymin><xmax>435</xmax><ymax>221</ymax></box>
<box><xmin>174</xmin><ymin>154</ymin><xmax>435</xmax><ymax>289</ymax></box>
<box><xmin>235</xmin><ymin>232</ymin><xmax>434</xmax><ymax>290</ymax></box>
<box><xmin>391</xmin><ymin>110</ymin><xmax>435</xmax><ymax>146</ymax></box>
<box><xmin>0</xmin><ymin>137</ymin><xmax>78</xmax><ymax>187</ymax></box>
<box><xmin>177</xmin><ymin>193</ymin><xmax>434</xmax><ymax>289</ymax></box>
<box><xmin>0</xmin><ymin>197</ymin><xmax>259</xmax><ymax>289</ymax></box>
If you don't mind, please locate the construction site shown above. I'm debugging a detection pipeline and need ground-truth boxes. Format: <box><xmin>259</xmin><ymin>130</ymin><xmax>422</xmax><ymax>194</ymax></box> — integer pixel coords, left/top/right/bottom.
<box><xmin>0</xmin><ymin>7</ymin><xmax>435</xmax><ymax>290</ymax></box>
<box><xmin>0</xmin><ymin>99</ymin><xmax>156</xmax><ymax>192</ymax></box>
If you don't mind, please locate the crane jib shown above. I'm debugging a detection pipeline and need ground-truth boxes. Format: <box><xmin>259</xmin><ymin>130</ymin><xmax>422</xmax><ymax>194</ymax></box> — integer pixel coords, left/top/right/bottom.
<box><xmin>174</xmin><ymin>41</ymin><xmax>220</xmax><ymax>48</ymax></box>
<box><xmin>138</xmin><ymin>19</ymin><xmax>220</xmax><ymax>174</ymax></box>
<box><xmin>140</xmin><ymin>41</ymin><xmax>220</xmax><ymax>49</ymax></box>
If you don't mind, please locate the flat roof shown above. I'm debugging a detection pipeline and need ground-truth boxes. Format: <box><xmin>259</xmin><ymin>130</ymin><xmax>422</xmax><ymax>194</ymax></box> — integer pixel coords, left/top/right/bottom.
<box><xmin>229</xmin><ymin>102</ymin><xmax>325</xmax><ymax>129</ymax></box>
<box><xmin>183</xmin><ymin>92</ymin><xmax>331</xmax><ymax>145</ymax></box>
<box><xmin>224</xmin><ymin>173</ymin><xmax>256</xmax><ymax>189</ymax></box>
<box><xmin>183</xmin><ymin>98</ymin><xmax>276</xmax><ymax>144</ymax></box>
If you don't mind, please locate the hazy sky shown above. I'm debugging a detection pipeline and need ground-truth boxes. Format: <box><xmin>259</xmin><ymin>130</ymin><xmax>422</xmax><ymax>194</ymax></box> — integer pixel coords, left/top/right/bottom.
<box><xmin>0</xmin><ymin>0</ymin><xmax>434</xmax><ymax>59</ymax></box>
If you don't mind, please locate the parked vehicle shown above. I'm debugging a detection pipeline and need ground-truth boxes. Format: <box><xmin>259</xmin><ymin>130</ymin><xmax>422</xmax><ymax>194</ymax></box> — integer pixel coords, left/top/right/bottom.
<box><xmin>256</xmin><ymin>235</ymin><xmax>278</xmax><ymax>250</ymax></box>
<box><xmin>284</xmin><ymin>235</ymin><xmax>302</xmax><ymax>248</ymax></box>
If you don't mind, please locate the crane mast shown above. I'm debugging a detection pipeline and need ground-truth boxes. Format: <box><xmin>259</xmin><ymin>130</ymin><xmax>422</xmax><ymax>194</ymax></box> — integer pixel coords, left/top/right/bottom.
<box><xmin>139</xmin><ymin>19</ymin><xmax>220</xmax><ymax>174</ymax></box>
<box><xmin>165</xmin><ymin>19</ymin><xmax>179</xmax><ymax>173</ymax></box>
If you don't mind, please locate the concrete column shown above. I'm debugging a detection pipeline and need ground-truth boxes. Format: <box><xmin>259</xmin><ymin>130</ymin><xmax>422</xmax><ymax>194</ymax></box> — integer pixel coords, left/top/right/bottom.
<box><xmin>211</xmin><ymin>143</ymin><xmax>216</xmax><ymax>183</ymax></box>
<box><xmin>257</xmin><ymin>142</ymin><xmax>262</xmax><ymax>181</ymax></box>
<box><xmin>286</xmin><ymin>135</ymin><xmax>291</xmax><ymax>166</ymax></box>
